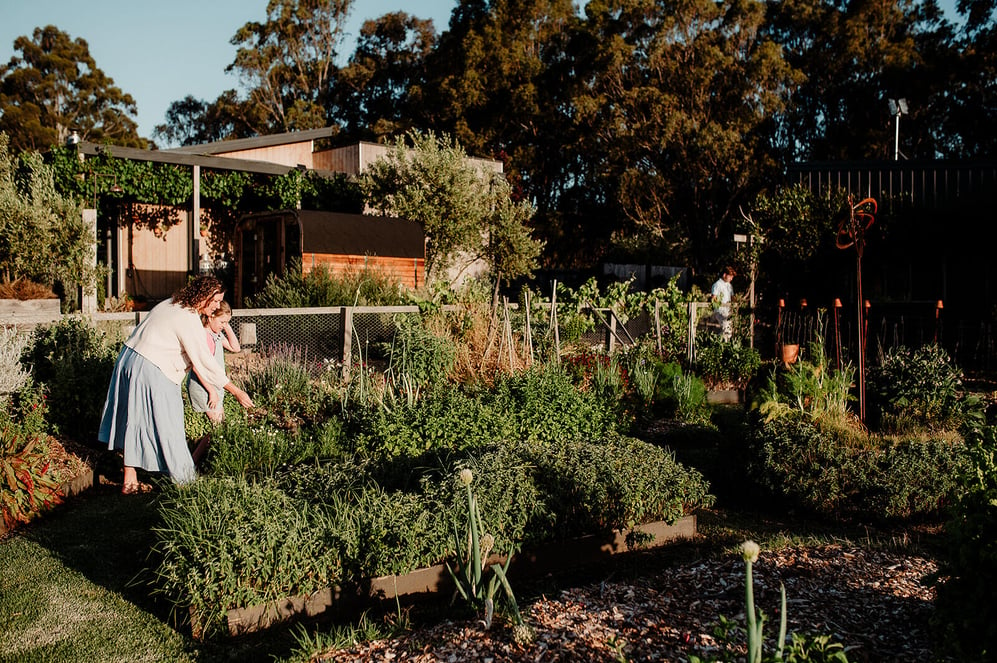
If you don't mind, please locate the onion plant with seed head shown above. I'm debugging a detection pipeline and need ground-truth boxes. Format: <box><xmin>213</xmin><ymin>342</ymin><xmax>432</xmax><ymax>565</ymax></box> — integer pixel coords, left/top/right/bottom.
<box><xmin>446</xmin><ymin>468</ymin><xmax>532</xmax><ymax>640</ymax></box>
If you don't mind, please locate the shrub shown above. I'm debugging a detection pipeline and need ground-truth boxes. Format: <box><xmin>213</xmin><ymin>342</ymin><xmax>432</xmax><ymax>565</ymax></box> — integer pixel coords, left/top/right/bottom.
<box><xmin>240</xmin><ymin>343</ymin><xmax>337</xmax><ymax>430</ymax></box>
<box><xmin>346</xmin><ymin>383</ymin><xmax>503</xmax><ymax>457</ymax></box>
<box><xmin>521</xmin><ymin>436</ymin><xmax>714</xmax><ymax>537</ymax></box>
<box><xmin>491</xmin><ymin>364</ymin><xmax>627</xmax><ymax>443</ymax></box>
<box><xmin>152</xmin><ymin>477</ymin><xmax>345</xmax><ymax>638</ymax></box>
<box><xmin>745</xmin><ymin>414</ymin><xmax>970</xmax><ymax>520</ymax></box>
<box><xmin>20</xmin><ymin>316</ymin><xmax>117</xmax><ymax>438</ymax></box>
<box><xmin>933</xmin><ymin>424</ymin><xmax>997</xmax><ymax>660</ymax></box>
<box><xmin>0</xmin><ymin>325</ymin><xmax>31</xmax><ymax>394</ymax></box>
<box><xmin>154</xmin><ymin>434</ymin><xmax>714</xmax><ymax>636</ymax></box>
<box><xmin>867</xmin><ymin>344</ymin><xmax>976</xmax><ymax>433</ymax></box>
<box><xmin>0</xmin><ymin>384</ymin><xmax>64</xmax><ymax>529</ymax></box>
<box><xmin>381</xmin><ymin>314</ymin><xmax>456</xmax><ymax>388</ymax></box>
<box><xmin>694</xmin><ymin>332</ymin><xmax>761</xmax><ymax>390</ymax></box>
<box><xmin>246</xmin><ymin>258</ymin><xmax>413</xmax><ymax>308</ymax></box>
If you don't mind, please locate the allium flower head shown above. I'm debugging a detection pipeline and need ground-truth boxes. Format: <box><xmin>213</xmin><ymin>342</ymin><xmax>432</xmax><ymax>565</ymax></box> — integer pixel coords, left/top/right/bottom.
<box><xmin>459</xmin><ymin>468</ymin><xmax>474</xmax><ymax>486</ymax></box>
<box><xmin>741</xmin><ymin>540</ymin><xmax>760</xmax><ymax>563</ymax></box>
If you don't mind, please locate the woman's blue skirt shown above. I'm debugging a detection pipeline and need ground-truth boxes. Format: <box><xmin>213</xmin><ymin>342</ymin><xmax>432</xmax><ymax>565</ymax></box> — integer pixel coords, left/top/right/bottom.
<box><xmin>98</xmin><ymin>346</ymin><xmax>195</xmax><ymax>484</ymax></box>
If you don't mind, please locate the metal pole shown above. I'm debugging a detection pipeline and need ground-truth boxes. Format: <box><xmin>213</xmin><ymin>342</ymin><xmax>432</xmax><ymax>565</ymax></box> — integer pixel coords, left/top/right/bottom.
<box><xmin>894</xmin><ymin>113</ymin><xmax>901</xmax><ymax>161</ymax></box>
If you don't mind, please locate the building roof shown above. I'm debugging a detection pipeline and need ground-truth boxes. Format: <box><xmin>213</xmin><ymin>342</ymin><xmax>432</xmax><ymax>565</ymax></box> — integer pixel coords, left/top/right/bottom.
<box><xmin>166</xmin><ymin>127</ymin><xmax>337</xmax><ymax>155</ymax></box>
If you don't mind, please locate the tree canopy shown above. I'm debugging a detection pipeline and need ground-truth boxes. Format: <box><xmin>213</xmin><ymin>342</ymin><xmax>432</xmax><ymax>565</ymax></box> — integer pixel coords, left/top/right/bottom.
<box><xmin>361</xmin><ymin>130</ymin><xmax>541</xmax><ymax>286</ymax></box>
<box><xmin>0</xmin><ymin>25</ymin><xmax>143</xmax><ymax>152</ymax></box>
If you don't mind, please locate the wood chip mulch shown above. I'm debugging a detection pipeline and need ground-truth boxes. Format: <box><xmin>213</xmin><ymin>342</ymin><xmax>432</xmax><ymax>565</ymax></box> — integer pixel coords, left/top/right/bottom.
<box><xmin>317</xmin><ymin>543</ymin><xmax>945</xmax><ymax>662</ymax></box>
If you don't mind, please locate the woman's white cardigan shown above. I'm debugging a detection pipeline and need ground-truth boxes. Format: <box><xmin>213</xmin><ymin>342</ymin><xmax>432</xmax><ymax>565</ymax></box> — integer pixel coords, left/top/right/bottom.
<box><xmin>124</xmin><ymin>299</ymin><xmax>229</xmax><ymax>387</ymax></box>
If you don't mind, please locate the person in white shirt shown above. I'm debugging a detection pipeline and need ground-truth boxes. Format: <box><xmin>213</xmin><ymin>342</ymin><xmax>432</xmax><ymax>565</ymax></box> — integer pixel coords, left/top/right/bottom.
<box><xmin>711</xmin><ymin>266</ymin><xmax>736</xmax><ymax>340</ymax></box>
<box><xmin>98</xmin><ymin>276</ymin><xmax>253</xmax><ymax>493</ymax></box>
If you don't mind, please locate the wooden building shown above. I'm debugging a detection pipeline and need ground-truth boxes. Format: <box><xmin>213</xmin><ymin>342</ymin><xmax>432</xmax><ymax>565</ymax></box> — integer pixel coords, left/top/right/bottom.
<box><xmin>78</xmin><ymin>129</ymin><xmax>500</xmax><ymax>305</ymax></box>
<box><xmin>235</xmin><ymin>210</ymin><xmax>426</xmax><ymax>306</ymax></box>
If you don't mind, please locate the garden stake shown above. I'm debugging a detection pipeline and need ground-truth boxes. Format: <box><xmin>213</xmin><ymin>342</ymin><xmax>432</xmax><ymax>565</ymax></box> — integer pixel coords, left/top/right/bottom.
<box><xmin>835</xmin><ymin>196</ymin><xmax>877</xmax><ymax>422</ymax></box>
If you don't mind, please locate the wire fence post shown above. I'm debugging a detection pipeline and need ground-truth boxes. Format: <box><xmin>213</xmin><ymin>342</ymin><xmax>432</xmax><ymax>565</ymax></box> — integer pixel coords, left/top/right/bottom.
<box><xmin>340</xmin><ymin>306</ymin><xmax>353</xmax><ymax>379</ymax></box>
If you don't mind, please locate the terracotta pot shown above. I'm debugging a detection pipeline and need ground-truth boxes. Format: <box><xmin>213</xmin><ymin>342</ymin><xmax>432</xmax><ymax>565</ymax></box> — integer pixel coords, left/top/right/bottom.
<box><xmin>781</xmin><ymin>343</ymin><xmax>800</xmax><ymax>365</ymax></box>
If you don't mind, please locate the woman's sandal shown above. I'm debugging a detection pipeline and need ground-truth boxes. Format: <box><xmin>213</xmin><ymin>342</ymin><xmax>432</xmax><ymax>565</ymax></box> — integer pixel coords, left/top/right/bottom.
<box><xmin>121</xmin><ymin>482</ymin><xmax>140</xmax><ymax>495</ymax></box>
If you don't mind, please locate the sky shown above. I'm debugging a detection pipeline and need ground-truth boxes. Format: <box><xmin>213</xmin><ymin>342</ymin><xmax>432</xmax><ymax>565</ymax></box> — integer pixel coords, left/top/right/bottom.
<box><xmin>1</xmin><ymin>0</ymin><xmax>962</xmax><ymax>146</ymax></box>
<box><xmin>0</xmin><ymin>0</ymin><xmax>458</xmax><ymax>143</ymax></box>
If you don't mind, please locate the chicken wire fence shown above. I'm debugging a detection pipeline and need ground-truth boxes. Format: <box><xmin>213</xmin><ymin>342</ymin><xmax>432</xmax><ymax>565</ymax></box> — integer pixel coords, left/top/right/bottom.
<box><xmin>89</xmin><ymin>302</ymin><xmax>707</xmax><ymax>376</ymax></box>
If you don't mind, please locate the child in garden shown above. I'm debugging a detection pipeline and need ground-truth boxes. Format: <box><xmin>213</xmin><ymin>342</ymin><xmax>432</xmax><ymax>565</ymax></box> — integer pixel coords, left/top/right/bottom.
<box><xmin>187</xmin><ymin>300</ymin><xmax>241</xmax><ymax>425</ymax></box>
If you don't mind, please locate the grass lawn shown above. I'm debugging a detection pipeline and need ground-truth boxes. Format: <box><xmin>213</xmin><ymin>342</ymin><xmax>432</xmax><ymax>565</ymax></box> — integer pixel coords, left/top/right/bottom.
<box><xmin>0</xmin><ymin>487</ymin><xmax>300</xmax><ymax>662</ymax></box>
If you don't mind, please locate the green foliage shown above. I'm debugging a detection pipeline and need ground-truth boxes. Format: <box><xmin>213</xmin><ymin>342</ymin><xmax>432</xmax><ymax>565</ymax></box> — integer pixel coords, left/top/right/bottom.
<box><xmin>240</xmin><ymin>343</ymin><xmax>337</xmax><ymax>431</ymax></box>
<box><xmin>0</xmin><ymin>383</ymin><xmax>64</xmax><ymax>529</ymax></box>
<box><xmin>152</xmin><ymin>431</ymin><xmax>713</xmax><ymax>634</ymax></box>
<box><xmin>21</xmin><ymin>316</ymin><xmax>117</xmax><ymax>437</ymax></box>
<box><xmin>383</xmin><ymin>314</ymin><xmax>456</xmax><ymax>388</ymax></box>
<box><xmin>0</xmin><ymin>27</ymin><xmax>142</xmax><ymax>152</ymax></box>
<box><xmin>0</xmin><ymin>133</ymin><xmax>96</xmax><ymax>292</ymax></box>
<box><xmin>745</xmin><ymin>415</ymin><xmax>970</xmax><ymax>520</ymax></box>
<box><xmin>247</xmin><ymin>258</ymin><xmax>414</xmax><ymax>308</ymax></box>
<box><xmin>360</xmin><ymin>130</ymin><xmax>540</xmax><ymax>285</ymax></box>
<box><xmin>933</xmin><ymin>424</ymin><xmax>997</xmax><ymax>660</ymax></box>
<box><xmin>492</xmin><ymin>364</ymin><xmax>627</xmax><ymax>445</ymax></box>
<box><xmin>867</xmin><ymin>344</ymin><xmax>977</xmax><ymax>434</ymax></box>
<box><xmin>520</xmin><ymin>436</ymin><xmax>714</xmax><ymax>537</ymax></box>
<box><xmin>151</xmin><ymin>477</ymin><xmax>344</xmax><ymax>638</ymax></box>
<box><xmin>754</xmin><ymin>325</ymin><xmax>854</xmax><ymax>428</ymax></box>
<box><xmin>694</xmin><ymin>333</ymin><xmax>762</xmax><ymax>390</ymax></box>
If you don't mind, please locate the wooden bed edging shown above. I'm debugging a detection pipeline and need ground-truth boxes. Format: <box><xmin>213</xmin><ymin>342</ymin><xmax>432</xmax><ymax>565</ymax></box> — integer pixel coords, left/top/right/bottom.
<box><xmin>224</xmin><ymin>514</ymin><xmax>697</xmax><ymax>637</ymax></box>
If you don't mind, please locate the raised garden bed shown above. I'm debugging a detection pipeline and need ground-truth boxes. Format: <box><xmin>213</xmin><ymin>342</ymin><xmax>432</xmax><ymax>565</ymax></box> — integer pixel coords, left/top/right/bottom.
<box><xmin>224</xmin><ymin>515</ymin><xmax>697</xmax><ymax>637</ymax></box>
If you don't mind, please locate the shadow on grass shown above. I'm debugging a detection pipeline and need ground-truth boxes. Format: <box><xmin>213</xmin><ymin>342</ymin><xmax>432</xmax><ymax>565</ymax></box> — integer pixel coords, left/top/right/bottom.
<box><xmin>15</xmin><ymin>480</ymin><xmax>303</xmax><ymax>662</ymax></box>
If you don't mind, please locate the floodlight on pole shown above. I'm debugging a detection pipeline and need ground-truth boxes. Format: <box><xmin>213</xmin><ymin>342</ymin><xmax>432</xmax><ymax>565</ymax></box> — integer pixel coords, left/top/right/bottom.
<box><xmin>888</xmin><ymin>98</ymin><xmax>908</xmax><ymax>161</ymax></box>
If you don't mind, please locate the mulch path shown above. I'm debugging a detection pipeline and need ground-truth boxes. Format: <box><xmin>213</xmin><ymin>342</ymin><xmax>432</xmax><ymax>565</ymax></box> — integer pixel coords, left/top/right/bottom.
<box><xmin>318</xmin><ymin>543</ymin><xmax>943</xmax><ymax>662</ymax></box>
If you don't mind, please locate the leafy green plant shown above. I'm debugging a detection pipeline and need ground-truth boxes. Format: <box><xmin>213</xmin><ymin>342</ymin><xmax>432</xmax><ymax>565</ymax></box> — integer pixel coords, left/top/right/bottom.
<box><xmin>694</xmin><ymin>332</ymin><xmax>761</xmax><ymax>390</ymax></box>
<box><xmin>689</xmin><ymin>541</ymin><xmax>849</xmax><ymax>663</ymax></box>
<box><xmin>867</xmin><ymin>344</ymin><xmax>976</xmax><ymax>433</ymax></box>
<box><xmin>745</xmin><ymin>414</ymin><xmax>970</xmax><ymax>520</ymax></box>
<box><xmin>241</xmin><ymin>342</ymin><xmax>336</xmax><ymax>430</ymax></box>
<box><xmin>246</xmin><ymin>258</ymin><xmax>414</xmax><ymax>308</ymax></box>
<box><xmin>382</xmin><ymin>314</ymin><xmax>456</xmax><ymax>388</ymax></box>
<box><xmin>933</xmin><ymin>424</ymin><xmax>997</xmax><ymax>659</ymax></box>
<box><xmin>21</xmin><ymin>316</ymin><xmax>117</xmax><ymax>437</ymax></box>
<box><xmin>0</xmin><ymin>384</ymin><xmax>64</xmax><ymax>529</ymax></box>
<box><xmin>151</xmin><ymin>477</ymin><xmax>344</xmax><ymax>638</ymax></box>
<box><xmin>754</xmin><ymin>323</ymin><xmax>854</xmax><ymax>428</ymax></box>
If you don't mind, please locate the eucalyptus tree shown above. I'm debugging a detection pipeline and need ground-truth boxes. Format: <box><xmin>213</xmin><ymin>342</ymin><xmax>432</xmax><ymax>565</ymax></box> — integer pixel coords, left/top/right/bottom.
<box><xmin>934</xmin><ymin>0</ymin><xmax>997</xmax><ymax>156</ymax></box>
<box><xmin>333</xmin><ymin>12</ymin><xmax>437</xmax><ymax>142</ymax></box>
<box><xmin>763</xmin><ymin>0</ymin><xmax>938</xmax><ymax>161</ymax></box>
<box><xmin>427</xmin><ymin>0</ymin><xmax>581</xmax><ymax>219</ymax></box>
<box><xmin>225</xmin><ymin>0</ymin><xmax>353</xmax><ymax>134</ymax></box>
<box><xmin>569</xmin><ymin>0</ymin><xmax>799</xmax><ymax>272</ymax></box>
<box><xmin>0</xmin><ymin>25</ymin><xmax>143</xmax><ymax>152</ymax></box>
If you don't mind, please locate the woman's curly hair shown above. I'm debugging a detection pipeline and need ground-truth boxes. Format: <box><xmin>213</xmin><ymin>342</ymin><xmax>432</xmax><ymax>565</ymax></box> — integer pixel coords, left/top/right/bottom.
<box><xmin>173</xmin><ymin>276</ymin><xmax>223</xmax><ymax>310</ymax></box>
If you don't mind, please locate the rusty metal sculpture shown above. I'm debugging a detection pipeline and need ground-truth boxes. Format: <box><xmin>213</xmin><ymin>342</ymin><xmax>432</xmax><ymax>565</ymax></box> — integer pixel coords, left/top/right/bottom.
<box><xmin>835</xmin><ymin>196</ymin><xmax>877</xmax><ymax>422</ymax></box>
